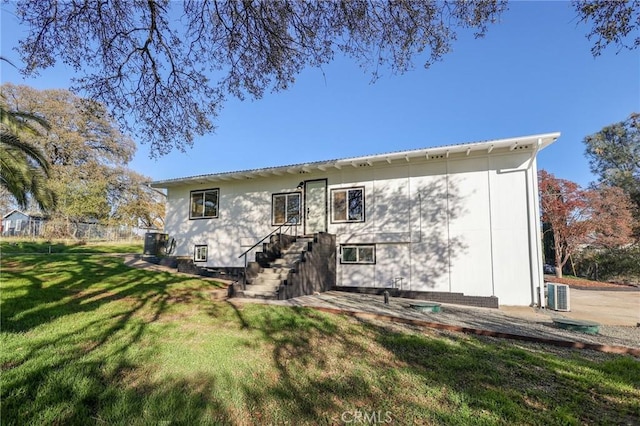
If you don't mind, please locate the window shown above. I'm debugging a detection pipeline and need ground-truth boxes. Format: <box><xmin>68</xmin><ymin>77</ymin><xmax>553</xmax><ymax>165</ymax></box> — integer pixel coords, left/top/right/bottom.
<box><xmin>190</xmin><ymin>189</ymin><xmax>219</xmax><ymax>219</ymax></box>
<box><xmin>272</xmin><ymin>193</ymin><xmax>301</xmax><ymax>225</ymax></box>
<box><xmin>340</xmin><ymin>245</ymin><xmax>375</xmax><ymax>264</ymax></box>
<box><xmin>331</xmin><ymin>187</ymin><xmax>364</xmax><ymax>223</ymax></box>
<box><xmin>194</xmin><ymin>245</ymin><xmax>208</xmax><ymax>262</ymax></box>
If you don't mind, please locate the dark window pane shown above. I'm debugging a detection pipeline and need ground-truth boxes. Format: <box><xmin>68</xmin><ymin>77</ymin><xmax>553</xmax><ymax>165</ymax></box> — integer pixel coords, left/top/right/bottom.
<box><xmin>342</xmin><ymin>247</ymin><xmax>357</xmax><ymax>262</ymax></box>
<box><xmin>359</xmin><ymin>247</ymin><xmax>374</xmax><ymax>263</ymax></box>
<box><xmin>348</xmin><ymin>189</ymin><xmax>363</xmax><ymax>221</ymax></box>
<box><xmin>274</xmin><ymin>195</ymin><xmax>286</xmax><ymax>224</ymax></box>
<box><xmin>204</xmin><ymin>191</ymin><xmax>218</xmax><ymax>217</ymax></box>
<box><xmin>287</xmin><ymin>194</ymin><xmax>300</xmax><ymax>223</ymax></box>
<box><xmin>333</xmin><ymin>191</ymin><xmax>346</xmax><ymax>221</ymax></box>
<box><xmin>191</xmin><ymin>193</ymin><xmax>204</xmax><ymax>217</ymax></box>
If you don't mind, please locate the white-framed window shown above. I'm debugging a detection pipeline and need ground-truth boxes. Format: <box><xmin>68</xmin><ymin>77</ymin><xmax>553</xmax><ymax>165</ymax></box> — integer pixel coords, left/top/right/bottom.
<box><xmin>190</xmin><ymin>189</ymin><xmax>219</xmax><ymax>219</ymax></box>
<box><xmin>194</xmin><ymin>245</ymin><xmax>208</xmax><ymax>262</ymax></box>
<box><xmin>272</xmin><ymin>192</ymin><xmax>301</xmax><ymax>225</ymax></box>
<box><xmin>340</xmin><ymin>244</ymin><xmax>375</xmax><ymax>264</ymax></box>
<box><xmin>15</xmin><ymin>220</ymin><xmax>23</xmax><ymax>231</ymax></box>
<box><xmin>331</xmin><ymin>187</ymin><xmax>364</xmax><ymax>223</ymax></box>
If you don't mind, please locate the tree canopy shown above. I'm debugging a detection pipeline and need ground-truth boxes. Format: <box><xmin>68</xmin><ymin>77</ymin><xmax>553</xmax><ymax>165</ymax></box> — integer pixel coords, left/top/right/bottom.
<box><xmin>583</xmin><ymin>113</ymin><xmax>640</xmax><ymax>223</ymax></box>
<box><xmin>10</xmin><ymin>1</ymin><xmax>638</xmax><ymax>157</ymax></box>
<box><xmin>1</xmin><ymin>83</ymin><xmax>164</xmax><ymax>234</ymax></box>
<box><xmin>572</xmin><ymin>0</ymin><xmax>640</xmax><ymax>56</ymax></box>
<box><xmin>0</xmin><ymin>94</ymin><xmax>54</xmax><ymax>211</ymax></box>
<box><xmin>13</xmin><ymin>0</ymin><xmax>508</xmax><ymax>156</ymax></box>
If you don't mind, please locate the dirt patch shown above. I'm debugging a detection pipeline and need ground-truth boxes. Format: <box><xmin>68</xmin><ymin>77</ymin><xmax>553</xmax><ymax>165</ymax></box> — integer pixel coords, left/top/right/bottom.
<box><xmin>544</xmin><ymin>275</ymin><xmax>638</xmax><ymax>289</ymax></box>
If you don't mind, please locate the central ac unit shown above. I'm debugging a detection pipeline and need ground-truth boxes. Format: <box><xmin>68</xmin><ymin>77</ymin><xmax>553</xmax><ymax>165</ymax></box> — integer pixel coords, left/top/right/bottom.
<box><xmin>547</xmin><ymin>283</ymin><xmax>570</xmax><ymax>311</ymax></box>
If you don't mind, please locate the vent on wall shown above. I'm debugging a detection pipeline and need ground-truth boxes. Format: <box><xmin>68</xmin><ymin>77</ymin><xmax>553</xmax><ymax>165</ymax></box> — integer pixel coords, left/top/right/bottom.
<box><xmin>547</xmin><ymin>283</ymin><xmax>570</xmax><ymax>311</ymax></box>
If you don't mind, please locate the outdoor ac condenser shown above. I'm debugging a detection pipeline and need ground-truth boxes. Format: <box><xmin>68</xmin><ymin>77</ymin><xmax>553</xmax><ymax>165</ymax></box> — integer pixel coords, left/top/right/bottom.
<box><xmin>547</xmin><ymin>283</ymin><xmax>570</xmax><ymax>312</ymax></box>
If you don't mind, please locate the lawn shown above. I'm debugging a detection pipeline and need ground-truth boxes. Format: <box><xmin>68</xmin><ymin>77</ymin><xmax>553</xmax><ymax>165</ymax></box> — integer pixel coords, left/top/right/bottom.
<box><xmin>1</xmin><ymin>252</ymin><xmax>639</xmax><ymax>425</ymax></box>
<box><xmin>0</xmin><ymin>238</ymin><xmax>143</xmax><ymax>254</ymax></box>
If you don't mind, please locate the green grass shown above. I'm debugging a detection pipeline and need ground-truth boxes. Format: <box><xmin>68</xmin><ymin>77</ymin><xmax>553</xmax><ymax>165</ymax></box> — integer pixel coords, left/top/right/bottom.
<box><xmin>0</xmin><ymin>238</ymin><xmax>142</xmax><ymax>254</ymax></box>
<box><xmin>2</xmin><ymin>253</ymin><xmax>639</xmax><ymax>425</ymax></box>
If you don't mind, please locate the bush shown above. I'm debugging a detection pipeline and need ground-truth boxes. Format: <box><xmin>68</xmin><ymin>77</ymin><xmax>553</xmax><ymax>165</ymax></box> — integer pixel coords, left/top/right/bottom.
<box><xmin>575</xmin><ymin>245</ymin><xmax>640</xmax><ymax>284</ymax></box>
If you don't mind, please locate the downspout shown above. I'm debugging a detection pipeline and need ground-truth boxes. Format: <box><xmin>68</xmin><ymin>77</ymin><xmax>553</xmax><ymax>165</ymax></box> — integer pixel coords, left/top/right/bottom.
<box><xmin>408</xmin><ymin>173</ymin><xmax>412</xmax><ymax>291</ymax></box>
<box><xmin>445</xmin><ymin>159</ymin><xmax>452</xmax><ymax>292</ymax></box>
<box><xmin>525</xmin><ymin>138</ymin><xmax>545</xmax><ymax>307</ymax></box>
<box><xmin>486</xmin><ymin>161</ymin><xmax>495</xmax><ymax>297</ymax></box>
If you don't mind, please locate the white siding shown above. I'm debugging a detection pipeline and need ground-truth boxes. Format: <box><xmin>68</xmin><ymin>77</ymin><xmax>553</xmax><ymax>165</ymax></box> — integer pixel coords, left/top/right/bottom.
<box><xmin>163</xmin><ymin>149</ymin><xmax>542</xmax><ymax>305</ymax></box>
<box><xmin>489</xmin><ymin>153</ymin><xmax>533</xmax><ymax>305</ymax></box>
<box><xmin>446</xmin><ymin>157</ymin><xmax>492</xmax><ymax>297</ymax></box>
<box><xmin>375</xmin><ymin>244</ymin><xmax>411</xmax><ymax>289</ymax></box>
<box><xmin>408</xmin><ymin>162</ymin><xmax>450</xmax><ymax>292</ymax></box>
<box><xmin>166</xmin><ymin>177</ymin><xmax>305</xmax><ymax>267</ymax></box>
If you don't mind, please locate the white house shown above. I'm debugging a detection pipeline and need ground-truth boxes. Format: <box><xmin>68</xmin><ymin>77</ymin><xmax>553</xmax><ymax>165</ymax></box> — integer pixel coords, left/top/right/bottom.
<box><xmin>151</xmin><ymin>132</ymin><xmax>560</xmax><ymax>307</ymax></box>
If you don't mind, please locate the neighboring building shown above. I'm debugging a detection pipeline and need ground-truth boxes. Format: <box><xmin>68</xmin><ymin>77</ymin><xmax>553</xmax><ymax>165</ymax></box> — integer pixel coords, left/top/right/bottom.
<box><xmin>1</xmin><ymin>210</ymin><xmax>46</xmax><ymax>237</ymax></box>
<box><xmin>151</xmin><ymin>133</ymin><xmax>560</xmax><ymax>306</ymax></box>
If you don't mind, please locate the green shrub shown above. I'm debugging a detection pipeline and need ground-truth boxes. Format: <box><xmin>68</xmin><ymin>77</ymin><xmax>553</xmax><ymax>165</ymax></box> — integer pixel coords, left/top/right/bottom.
<box><xmin>575</xmin><ymin>246</ymin><xmax>640</xmax><ymax>284</ymax></box>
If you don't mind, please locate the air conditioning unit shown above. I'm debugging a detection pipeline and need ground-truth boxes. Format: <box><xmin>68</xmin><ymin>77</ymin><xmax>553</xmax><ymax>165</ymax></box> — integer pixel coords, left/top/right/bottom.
<box><xmin>547</xmin><ymin>283</ymin><xmax>570</xmax><ymax>311</ymax></box>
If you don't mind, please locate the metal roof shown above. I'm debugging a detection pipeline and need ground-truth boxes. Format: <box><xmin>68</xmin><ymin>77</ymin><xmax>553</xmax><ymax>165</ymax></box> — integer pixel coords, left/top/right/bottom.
<box><xmin>151</xmin><ymin>132</ymin><xmax>560</xmax><ymax>188</ymax></box>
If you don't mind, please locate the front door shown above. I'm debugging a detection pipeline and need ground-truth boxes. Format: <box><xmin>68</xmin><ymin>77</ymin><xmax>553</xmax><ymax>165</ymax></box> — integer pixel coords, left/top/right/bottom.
<box><xmin>304</xmin><ymin>179</ymin><xmax>327</xmax><ymax>235</ymax></box>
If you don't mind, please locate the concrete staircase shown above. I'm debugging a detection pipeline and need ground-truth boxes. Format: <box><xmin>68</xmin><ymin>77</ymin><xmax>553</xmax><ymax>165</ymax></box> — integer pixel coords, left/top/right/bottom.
<box><xmin>237</xmin><ymin>237</ymin><xmax>313</xmax><ymax>299</ymax></box>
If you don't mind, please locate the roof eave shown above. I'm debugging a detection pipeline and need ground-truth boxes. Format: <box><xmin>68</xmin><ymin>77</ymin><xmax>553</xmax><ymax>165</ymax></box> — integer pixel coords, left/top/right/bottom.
<box><xmin>150</xmin><ymin>132</ymin><xmax>561</xmax><ymax>188</ymax></box>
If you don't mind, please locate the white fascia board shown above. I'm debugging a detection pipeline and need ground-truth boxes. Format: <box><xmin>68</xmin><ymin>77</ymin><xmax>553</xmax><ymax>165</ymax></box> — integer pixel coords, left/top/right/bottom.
<box><xmin>150</xmin><ymin>132</ymin><xmax>560</xmax><ymax>188</ymax></box>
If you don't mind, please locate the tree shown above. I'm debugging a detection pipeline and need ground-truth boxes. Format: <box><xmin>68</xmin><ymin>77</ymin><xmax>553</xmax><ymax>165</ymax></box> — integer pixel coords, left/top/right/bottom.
<box><xmin>539</xmin><ymin>170</ymin><xmax>590</xmax><ymax>278</ymax></box>
<box><xmin>1</xmin><ymin>84</ymin><xmax>164</xmax><ymax>236</ymax></box>
<box><xmin>583</xmin><ymin>113</ymin><xmax>640</xmax><ymax>227</ymax></box>
<box><xmin>584</xmin><ymin>184</ymin><xmax>635</xmax><ymax>248</ymax></box>
<box><xmin>572</xmin><ymin>0</ymin><xmax>640</xmax><ymax>56</ymax></box>
<box><xmin>12</xmin><ymin>0</ymin><xmax>508</xmax><ymax>156</ymax></box>
<box><xmin>539</xmin><ymin>170</ymin><xmax>635</xmax><ymax>278</ymax></box>
<box><xmin>0</xmin><ymin>93</ymin><xmax>54</xmax><ymax>211</ymax></box>
<box><xmin>108</xmin><ymin>169</ymin><xmax>165</xmax><ymax>229</ymax></box>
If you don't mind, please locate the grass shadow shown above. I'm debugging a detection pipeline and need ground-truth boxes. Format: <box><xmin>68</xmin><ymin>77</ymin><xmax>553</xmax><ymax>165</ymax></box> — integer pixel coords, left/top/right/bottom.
<box><xmin>3</xmin><ymin>255</ymin><xmax>638</xmax><ymax>424</ymax></box>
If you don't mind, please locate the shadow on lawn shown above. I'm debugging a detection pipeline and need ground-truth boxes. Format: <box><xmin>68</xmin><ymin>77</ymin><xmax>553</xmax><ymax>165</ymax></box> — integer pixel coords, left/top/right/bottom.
<box><xmin>227</xmin><ymin>303</ymin><xmax>640</xmax><ymax>425</ymax></box>
<box><xmin>1</xmin><ymin>255</ymin><xmax>219</xmax><ymax>333</ymax></box>
<box><xmin>228</xmin><ymin>303</ymin><xmax>382</xmax><ymax>422</ymax></box>
<box><xmin>2</xmin><ymin>255</ymin><xmax>232</xmax><ymax>424</ymax></box>
<box><xmin>3</xmin><ymin>256</ymin><xmax>639</xmax><ymax>425</ymax></box>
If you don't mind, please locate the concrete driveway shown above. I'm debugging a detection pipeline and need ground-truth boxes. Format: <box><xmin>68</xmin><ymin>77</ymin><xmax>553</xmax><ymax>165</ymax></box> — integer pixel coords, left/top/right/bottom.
<box><xmin>500</xmin><ymin>288</ymin><xmax>639</xmax><ymax>326</ymax></box>
<box><xmin>557</xmin><ymin>288</ymin><xmax>639</xmax><ymax>326</ymax></box>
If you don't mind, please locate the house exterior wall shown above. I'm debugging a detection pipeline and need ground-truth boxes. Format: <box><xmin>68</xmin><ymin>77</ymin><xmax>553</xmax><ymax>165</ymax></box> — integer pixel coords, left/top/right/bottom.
<box><xmin>1</xmin><ymin>211</ymin><xmax>45</xmax><ymax>237</ymax></box>
<box><xmin>163</xmin><ymin>149</ymin><xmax>540</xmax><ymax>306</ymax></box>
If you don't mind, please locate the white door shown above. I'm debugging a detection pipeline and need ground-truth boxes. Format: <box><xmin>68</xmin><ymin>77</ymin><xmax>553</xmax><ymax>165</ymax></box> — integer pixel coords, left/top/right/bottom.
<box><xmin>305</xmin><ymin>180</ymin><xmax>327</xmax><ymax>234</ymax></box>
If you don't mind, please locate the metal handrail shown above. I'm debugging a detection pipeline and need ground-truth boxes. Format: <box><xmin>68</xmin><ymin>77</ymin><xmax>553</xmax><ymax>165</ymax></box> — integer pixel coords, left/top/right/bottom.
<box><xmin>237</xmin><ymin>217</ymin><xmax>299</xmax><ymax>287</ymax></box>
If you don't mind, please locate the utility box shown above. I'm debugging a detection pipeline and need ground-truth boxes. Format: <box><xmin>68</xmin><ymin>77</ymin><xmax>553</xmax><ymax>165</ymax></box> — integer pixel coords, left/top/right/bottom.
<box><xmin>144</xmin><ymin>232</ymin><xmax>168</xmax><ymax>256</ymax></box>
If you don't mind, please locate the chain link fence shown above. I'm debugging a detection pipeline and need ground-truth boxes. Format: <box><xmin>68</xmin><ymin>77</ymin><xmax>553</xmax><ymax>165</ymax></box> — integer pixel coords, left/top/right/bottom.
<box><xmin>2</xmin><ymin>217</ymin><xmax>151</xmax><ymax>242</ymax></box>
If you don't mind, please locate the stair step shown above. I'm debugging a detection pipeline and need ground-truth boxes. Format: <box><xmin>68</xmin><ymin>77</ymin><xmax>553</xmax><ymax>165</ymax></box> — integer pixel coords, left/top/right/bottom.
<box><xmin>244</xmin><ymin>283</ymin><xmax>280</xmax><ymax>292</ymax></box>
<box><xmin>238</xmin><ymin>234</ymin><xmax>320</xmax><ymax>300</ymax></box>
<box><xmin>241</xmin><ymin>290</ymin><xmax>278</xmax><ymax>299</ymax></box>
<box><xmin>283</xmin><ymin>242</ymin><xmax>311</xmax><ymax>252</ymax></box>
<box><xmin>260</xmin><ymin>267</ymin><xmax>292</xmax><ymax>274</ymax></box>
<box><xmin>271</xmin><ymin>258</ymin><xmax>298</xmax><ymax>265</ymax></box>
<box><xmin>251</xmin><ymin>277</ymin><xmax>283</xmax><ymax>287</ymax></box>
<box><xmin>258</xmin><ymin>270</ymin><xmax>289</xmax><ymax>279</ymax></box>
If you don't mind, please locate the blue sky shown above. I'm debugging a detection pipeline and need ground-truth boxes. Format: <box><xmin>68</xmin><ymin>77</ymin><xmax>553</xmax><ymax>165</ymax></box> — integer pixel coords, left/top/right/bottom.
<box><xmin>1</xmin><ymin>1</ymin><xmax>638</xmax><ymax>188</ymax></box>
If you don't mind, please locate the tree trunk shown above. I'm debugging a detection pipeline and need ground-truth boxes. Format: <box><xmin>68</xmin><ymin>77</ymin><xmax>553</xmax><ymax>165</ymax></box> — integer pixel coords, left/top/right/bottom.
<box><xmin>554</xmin><ymin>238</ymin><xmax>563</xmax><ymax>278</ymax></box>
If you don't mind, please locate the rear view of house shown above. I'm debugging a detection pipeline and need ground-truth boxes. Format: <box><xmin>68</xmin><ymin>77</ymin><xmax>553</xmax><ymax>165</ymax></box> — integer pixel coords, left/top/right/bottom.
<box><xmin>151</xmin><ymin>133</ymin><xmax>560</xmax><ymax>307</ymax></box>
